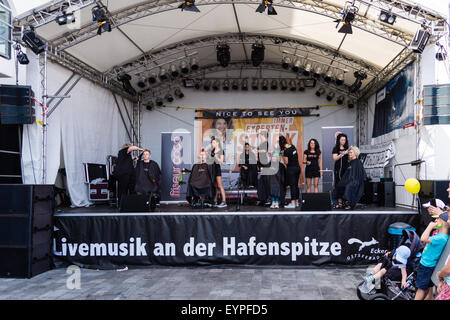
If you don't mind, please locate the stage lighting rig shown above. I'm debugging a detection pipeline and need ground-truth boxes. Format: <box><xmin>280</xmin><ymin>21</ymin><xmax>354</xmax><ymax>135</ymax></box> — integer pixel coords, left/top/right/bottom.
<box><xmin>297</xmin><ymin>79</ymin><xmax>305</xmax><ymax>91</ymax></box>
<box><xmin>251</xmin><ymin>79</ymin><xmax>259</xmax><ymax>90</ymax></box>
<box><xmin>379</xmin><ymin>9</ymin><xmax>396</xmax><ymax>25</ymax></box>
<box><xmin>271</xmin><ymin>80</ymin><xmax>278</xmax><ymax>90</ymax></box>
<box><xmin>148</xmin><ymin>72</ymin><xmax>157</xmax><ymax>84</ymax></box>
<box><xmin>303</xmin><ymin>63</ymin><xmax>312</xmax><ymax>77</ymax></box>
<box><xmin>56</xmin><ymin>11</ymin><xmax>76</xmax><ymax>25</ymax></box>
<box><xmin>212</xmin><ymin>80</ymin><xmax>220</xmax><ymax>91</ymax></box>
<box><xmin>280</xmin><ymin>79</ymin><xmax>288</xmax><ymax>91</ymax></box>
<box><xmin>156</xmin><ymin>97</ymin><xmax>164</xmax><ymax>106</ymax></box>
<box><xmin>349</xmin><ymin>70</ymin><xmax>367</xmax><ymax>93</ymax></box>
<box><xmin>261</xmin><ymin>79</ymin><xmax>269</xmax><ymax>91</ymax></box>
<box><xmin>324</xmin><ymin>71</ymin><xmax>334</xmax><ymax>83</ymax></box>
<box><xmin>180</xmin><ymin>61</ymin><xmax>189</xmax><ymax>74</ymax></box>
<box><xmin>223</xmin><ymin>80</ymin><xmax>230</xmax><ymax>91</ymax></box>
<box><xmin>190</xmin><ymin>57</ymin><xmax>199</xmax><ymax>70</ymax></box>
<box><xmin>313</xmin><ymin>66</ymin><xmax>323</xmax><ymax>79</ymax></box>
<box><xmin>289</xmin><ymin>80</ymin><xmax>296</xmax><ymax>91</ymax></box>
<box><xmin>165</xmin><ymin>93</ymin><xmax>174</xmax><ymax>102</ymax></box>
<box><xmin>137</xmin><ymin>77</ymin><xmax>147</xmax><ymax>89</ymax></box>
<box><xmin>241</xmin><ymin>79</ymin><xmax>249</xmax><ymax>91</ymax></box>
<box><xmin>336</xmin><ymin>95</ymin><xmax>345</xmax><ymax>105</ymax></box>
<box><xmin>216</xmin><ymin>43</ymin><xmax>231</xmax><ymax>68</ymax></box>
<box><xmin>232</xmin><ymin>79</ymin><xmax>239</xmax><ymax>90</ymax></box>
<box><xmin>251</xmin><ymin>42</ymin><xmax>265</xmax><ymax>67</ymax></box>
<box><xmin>174</xmin><ymin>87</ymin><xmax>185</xmax><ymax>98</ymax></box>
<box><xmin>179</xmin><ymin>0</ymin><xmax>200</xmax><ymax>12</ymax></box>
<box><xmin>335</xmin><ymin>73</ymin><xmax>345</xmax><ymax>86</ymax></box>
<box><xmin>281</xmin><ymin>57</ymin><xmax>291</xmax><ymax>70</ymax></box>
<box><xmin>292</xmin><ymin>59</ymin><xmax>301</xmax><ymax>73</ymax></box>
<box><xmin>203</xmin><ymin>80</ymin><xmax>211</xmax><ymax>91</ymax></box>
<box><xmin>170</xmin><ymin>64</ymin><xmax>179</xmax><ymax>77</ymax></box>
<box><xmin>92</xmin><ymin>5</ymin><xmax>112</xmax><ymax>35</ymax></box>
<box><xmin>336</xmin><ymin>2</ymin><xmax>358</xmax><ymax>34</ymax></box>
<box><xmin>315</xmin><ymin>87</ymin><xmax>325</xmax><ymax>97</ymax></box>
<box><xmin>256</xmin><ymin>0</ymin><xmax>277</xmax><ymax>15</ymax></box>
<box><xmin>22</xmin><ymin>28</ymin><xmax>46</xmax><ymax>55</ymax></box>
<box><xmin>117</xmin><ymin>73</ymin><xmax>136</xmax><ymax>96</ymax></box>
<box><xmin>14</xmin><ymin>44</ymin><xmax>29</xmax><ymax>65</ymax></box>
<box><xmin>159</xmin><ymin>68</ymin><xmax>168</xmax><ymax>81</ymax></box>
<box><xmin>145</xmin><ymin>101</ymin><xmax>154</xmax><ymax>111</ymax></box>
<box><xmin>326</xmin><ymin>91</ymin><xmax>335</xmax><ymax>101</ymax></box>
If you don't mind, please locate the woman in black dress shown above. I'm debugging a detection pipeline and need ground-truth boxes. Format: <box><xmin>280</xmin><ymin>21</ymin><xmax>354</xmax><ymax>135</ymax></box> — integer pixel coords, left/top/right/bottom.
<box><xmin>207</xmin><ymin>136</ymin><xmax>227</xmax><ymax>208</ymax></box>
<box><xmin>281</xmin><ymin>136</ymin><xmax>301</xmax><ymax>209</ymax></box>
<box><xmin>332</xmin><ymin>133</ymin><xmax>349</xmax><ymax>186</ymax></box>
<box><xmin>303</xmin><ymin>139</ymin><xmax>323</xmax><ymax>193</ymax></box>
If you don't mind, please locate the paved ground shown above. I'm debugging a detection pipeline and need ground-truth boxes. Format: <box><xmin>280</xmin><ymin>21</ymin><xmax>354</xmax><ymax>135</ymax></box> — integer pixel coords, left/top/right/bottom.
<box><xmin>0</xmin><ymin>266</ymin><xmax>369</xmax><ymax>300</ymax></box>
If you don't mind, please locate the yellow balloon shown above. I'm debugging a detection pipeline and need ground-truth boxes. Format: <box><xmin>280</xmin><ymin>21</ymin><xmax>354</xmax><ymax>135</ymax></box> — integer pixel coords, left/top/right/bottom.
<box><xmin>405</xmin><ymin>178</ymin><xmax>421</xmax><ymax>194</ymax></box>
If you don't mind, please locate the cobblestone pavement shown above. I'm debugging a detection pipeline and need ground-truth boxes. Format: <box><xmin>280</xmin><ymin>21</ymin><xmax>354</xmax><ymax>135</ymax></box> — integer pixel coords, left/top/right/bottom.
<box><xmin>0</xmin><ymin>266</ymin><xmax>369</xmax><ymax>300</ymax></box>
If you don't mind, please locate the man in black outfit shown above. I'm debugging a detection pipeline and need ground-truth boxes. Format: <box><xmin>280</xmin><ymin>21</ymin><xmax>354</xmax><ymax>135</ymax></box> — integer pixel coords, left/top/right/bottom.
<box><xmin>135</xmin><ymin>149</ymin><xmax>162</xmax><ymax>209</ymax></box>
<box><xmin>239</xmin><ymin>142</ymin><xmax>258</xmax><ymax>188</ymax></box>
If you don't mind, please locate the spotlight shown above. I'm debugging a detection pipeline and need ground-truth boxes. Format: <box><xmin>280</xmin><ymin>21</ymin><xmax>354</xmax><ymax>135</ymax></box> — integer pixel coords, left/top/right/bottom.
<box><xmin>212</xmin><ymin>80</ymin><xmax>220</xmax><ymax>91</ymax></box>
<box><xmin>270</xmin><ymin>79</ymin><xmax>278</xmax><ymax>90</ymax></box>
<box><xmin>349</xmin><ymin>70</ymin><xmax>367</xmax><ymax>93</ymax></box>
<box><xmin>261</xmin><ymin>79</ymin><xmax>269</xmax><ymax>91</ymax></box>
<box><xmin>178</xmin><ymin>0</ymin><xmax>200</xmax><ymax>12</ymax></box>
<box><xmin>190</xmin><ymin>57</ymin><xmax>199</xmax><ymax>70</ymax></box>
<box><xmin>281</xmin><ymin>57</ymin><xmax>291</xmax><ymax>70</ymax></box>
<box><xmin>216</xmin><ymin>43</ymin><xmax>231</xmax><ymax>68</ymax></box>
<box><xmin>313</xmin><ymin>66</ymin><xmax>323</xmax><ymax>79</ymax></box>
<box><xmin>241</xmin><ymin>79</ymin><xmax>248</xmax><ymax>91</ymax></box>
<box><xmin>146</xmin><ymin>101</ymin><xmax>154</xmax><ymax>111</ymax></box>
<box><xmin>203</xmin><ymin>80</ymin><xmax>211</xmax><ymax>91</ymax></box>
<box><xmin>148</xmin><ymin>72</ymin><xmax>157</xmax><ymax>84</ymax></box>
<box><xmin>174</xmin><ymin>87</ymin><xmax>184</xmax><ymax>98</ymax></box>
<box><xmin>92</xmin><ymin>5</ymin><xmax>112</xmax><ymax>35</ymax></box>
<box><xmin>256</xmin><ymin>0</ymin><xmax>277</xmax><ymax>15</ymax></box>
<box><xmin>165</xmin><ymin>93</ymin><xmax>174</xmax><ymax>102</ymax></box>
<box><xmin>16</xmin><ymin>46</ymin><xmax>29</xmax><ymax>65</ymax></box>
<box><xmin>280</xmin><ymin>79</ymin><xmax>288</xmax><ymax>91</ymax></box>
<box><xmin>56</xmin><ymin>11</ymin><xmax>76</xmax><ymax>25</ymax></box>
<box><xmin>251</xmin><ymin>42</ymin><xmax>265</xmax><ymax>67</ymax></box>
<box><xmin>303</xmin><ymin>63</ymin><xmax>312</xmax><ymax>76</ymax></box>
<box><xmin>335</xmin><ymin>73</ymin><xmax>345</xmax><ymax>86</ymax></box>
<box><xmin>170</xmin><ymin>64</ymin><xmax>179</xmax><ymax>77</ymax></box>
<box><xmin>348</xmin><ymin>100</ymin><xmax>355</xmax><ymax>108</ymax></box>
<box><xmin>436</xmin><ymin>43</ymin><xmax>447</xmax><ymax>61</ymax></box>
<box><xmin>194</xmin><ymin>80</ymin><xmax>201</xmax><ymax>89</ymax></box>
<box><xmin>337</xmin><ymin>2</ymin><xmax>358</xmax><ymax>34</ymax></box>
<box><xmin>222</xmin><ymin>79</ymin><xmax>230</xmax><ymax>91</ymax></box>
<box><xmin>315</xmin><ymin>87</ymin><xmax>325</xmax><ymax>97</ymax></box>
<box><xmin>292</xmin><ymin>59</ymin><xmax>302</xmax><ymax>73</ymax></box>
<box><xmin>137</xmin><ymin>77</ymin><xmax>147</xmax><ymax>89</ymax></box>
<box><xmin>232</xmin><ymin>79</ymin><xmax>239</xmax><ymax>90</ymax></box>
<box><xmin>22</xmin><ymin>29</ymin><xmax>46</xmax><ymax>55</ymax></box>
<box><xmin>251</xmin><ymin>79</ymin><xmax>259</xmax><ymax>90</ymax></box>
<box><xmin>324</xmin><ymin>71</ymin><xmax>334</xmax><ymax>83</ymax></box>
<box><xmin>326</xmin><ymin>91</ymin><xmax>335</xmax><ymax>101</ymax></box>
<box><xmin>336</xmin><ymin>95</ymin><xmax>345</xmax><ymax>105</ymax></box>
<box><xmin>379</xmin><ymin>9</ymin><xmax>396</xmax><ymax>25</ymax></box>
<box><xmin>289</xmin><ymin>79</ymin><xmax>296</xmax><ymax>91</ymax></box>
<box><xmin>180</xmin><ymin>61</ymin><xmax>189</xmax><ymax>74</ymax></box>
<box><xmin>117</xmin><ymin>73</ymin><xmax>136</xmax><ymax>96</ymax></box>
<box><xmin>297</xmin><ymin>79</ymin><xmax>305</xmax><ymax>91</ymax></box>
<box><xmin>159</xmin><ymin>68</ymin><xmax>168</xmax><ymax>81</ymax></box>
<box><xmin>156</xmin><ymin>97</ymin><xmax>164</xmax><ymax>106</ymax></box>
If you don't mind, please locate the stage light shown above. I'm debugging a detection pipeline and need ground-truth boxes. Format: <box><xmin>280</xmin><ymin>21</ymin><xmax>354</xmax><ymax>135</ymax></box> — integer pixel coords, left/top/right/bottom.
<box><xmin>232</xmin><ymin>79</ymin><xmax>239</xmax><ymax>90</ymax></box>
<box><xmin>216</xmin><ymin>43</ymin><xmax>231</xmax><ymax>68</ymax></box>
<box><xmin>251</xmin><ymin>79</ymin><xmax>259</xmax><ymax>90</ymax></box>
<box><xmin>313</xmin><ymin>66</ymin><xmax>323</xmax><ymax>79</ymax></box>
<box><xmin>348</xmin><ymin>100</ymin><xmax>355</xmax><ymax>108</ymax></box>
<box><xmin>336</xmin><ymin>95</ymin><xmax>345</xmax><ymax>105</ymax></box>
<box><xmin>137</xmin><ymin>77</ymin><xmax>147</xmax><ymax>89</ymax></box>
<box><xmin>148</xmin><ymin>72</ymin><xmax>157</xmax><ymax>84</ymax></box>
<box><xmin>146</xmin><ymin>101</ymin><xmax>154</xmax><ymax>111</ymax></box>
<box><xmin>180</xmin><ymin>61</ymin><xmax>189</xmax><ymax>74</ymax></box>
<box><xmin>315</xmin><ymin>87</ymin><xmax>325</xmax><ymax>97</ymax></box>
<box><xmin>289</xmin><ymin>79</ymin><xmax>296</xmax><ymax>91</ymax></box>
<box><xmin>222</xmin><ymin>79</ymin><xmax>230</xmax><ymax>91</ymax></box>
<box><xmin>251</xmin><ymin>42</ymin><xmax>265</xmax><ymax>67</ymax></box>
<box><xmin>281</xmin><ymin>57</ymin><xmax>291</xmax><ymax>70</ymax></box>
<box><xmin>241</xmin><ymin>79</ymin><xmax>248</xmax><ymax>91</ymax></box>
<box><xmin>92</xmin><ymin>5</ymin><xmax>112</xmax><ymax>35</ymax></box>
<box><xmin>156</xmin><ymin>97</ymin><xmax>164</xmax><ymax>106</ymax></box>
<box><xmin>337</xmin><ymin>2</ymin><xmax>358</xmax><ymax>34</ymax></box>
<box><xmin>22</xmin><ymin>29</ymin><xmax>46</xmax><ymax>55</ymax></box>
<box><xmin>212</xmin><ymin>80</ymin><xmax>220</xmax><ymax>91</ymax></box>
<box><xmin>159</xmin><ymin>68</ymin><xmax>168</xmax><ymax>81</ymax></box>
<box><xmin>271</xmin><ymin>79</ymin><xmax>278</xmax><ymax>90</ymax></box>
<box><xmin>379</xmin><ymin>9</ymin><xmax>396</xmax><ymax>25</ymax></box>
<box><xmin>256</xmin><ymin>0</ymin><xmax>277</xmax><ymax>15</ymax></box>
<box><xmin>326</xmin><ymin>91</ymin><xmax>335</xmax><ymax>101</ymax></box>
<box><xmin>261</xmin><ymin>79</ymin><xmax>269</xmax><ymax>91</ymax></box>
<box><xmin>335</xmin><ymin>73</ymin><xmax>344</xmax><ymax>86</ymax></box>
<box><xmin>324</xmin><ymin>71</ymin><xmax>334</xmax><ymax>83</ymax></box>
<box><xmin>190</xmin><ymin>57</ymin><xmax>199</xmax><ymax>70</ymax></box>
<box><xmin>436</xmin><ymin>43</ymin><xmax>447</xmax><ymax>61</ymax></box>
<box><xmin>117</xmin><ymin>73</ymin><xmax>136</xmax><ymax>96</ymax></box>
<box><xmin>292</xmin><ymin>59</ymin><xmax>302</xmax><ymax>73</ymax></box>
<box><xmin>16</xmin><ymin>45</ymin><xmax>29</xmax><ymax>65</ymax></box>
<box><xmin>280</xmin><ymin>79</ymin><xmax>288</xmax><ymax>91</ymax></box>
<box><xmin>303</xmin><ymin>63</ymin><xmax>312</xmax><ymax>76</ymax></box>
<box><xmin>170</xmin><ymin>64</ymin><xmax>179</xmax><ymax>77</ymax></box>
<box><xmin>194</xmin><ymin>80</ymin><xmax>201</xmax><ymax>89</ymax></box>
<box><xmin>297</xmin><ymin>79</ymin><xmax>305</xmax><ymax>91</ymax></box>
<box><xmin>179</xmin><ymin>0</ymin><xmax>200</xmax><ymax>12</ymax></box>
<box><xmin>174</xmin><ymin>87</ymin><xmax>184</xmax><ymax>98</ymax></box>
<box><xmin>56</xmin><ymin>11</ymin><xmax>76</xmax><ymax>25</ymax></box>
<box><xmin>203</xmin><ymin>80</ymin><xmax>211</xmax><ymax>91</ymax></box>
<box><xmin>165</xmin><ymin>93</ymin><xmax>174</xmax><ymax>102</ymax></box>
<box><xmin>349</xmin><ymin>70</ymin><xmax>367</xmax><ymax>93</ymax></box>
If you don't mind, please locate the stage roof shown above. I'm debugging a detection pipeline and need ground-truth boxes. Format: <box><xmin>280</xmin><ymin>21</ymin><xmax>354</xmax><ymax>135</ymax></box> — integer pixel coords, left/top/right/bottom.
<box><xmin>11</xmin><ymin>0</ymin><xmax>449</xmax><ymax>102</ymax></box>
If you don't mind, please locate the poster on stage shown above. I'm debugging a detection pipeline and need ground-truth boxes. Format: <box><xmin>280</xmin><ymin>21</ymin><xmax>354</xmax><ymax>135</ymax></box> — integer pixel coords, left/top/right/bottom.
<box><xmin>160</xmin><ymin>132</ymin><xmax>192</xmax><ymax>201</ymax></box>
<box><xmin>372</xmin><ymin>62</ymin><xmax>415</xmax><ymax>138</ymax></box>
<box><xmin>359</xmin><ymin>141</ymin><xmax>396</xmax><ymax>182</ymax></box>
<box><xmin>195</xmin><ymin>109</ymin><xmax>304</xmax><ymax>188</ymax></box>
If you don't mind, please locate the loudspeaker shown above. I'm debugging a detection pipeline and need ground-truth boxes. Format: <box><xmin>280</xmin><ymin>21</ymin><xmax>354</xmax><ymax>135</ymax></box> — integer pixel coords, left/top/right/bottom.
<box><xmin>377</xmin><ymin>178</ymin><xmax>395</xmax><ymax>207</ymax></box>
<box><xmin>22</xmin><ymin>30</ymin><xmax>46</xmax><ymax>55</ymax></box>
<box><xmin>120</xmin><ymin>194</ymin><xmax>152</xmax><ymax>212</ymax></box>
<box><xmin>300</xmin><ymin>192</ymin><xmax>332</xmax><ymax>211</ymax></box>
<box><xmin>0</xmin><ymin>185</ymin><xmax>55</xmax><ymax>278</ymax></box>
<box><xmin>0</xmin><ymin>85</ymin><xmax>35</xmax><ymax>125</ymax></box>
<box><xmin>410</xmin><ymin>29</ymin><xmax>431</xmax><ymax>53</ymax></box>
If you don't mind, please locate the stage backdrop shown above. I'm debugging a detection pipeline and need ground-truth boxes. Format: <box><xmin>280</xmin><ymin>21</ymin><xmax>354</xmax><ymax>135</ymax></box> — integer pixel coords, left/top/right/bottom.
<box><xmin>195</xmin><ymin>108</ymin><xmax>304</xmax><ymax>188</ymax></box>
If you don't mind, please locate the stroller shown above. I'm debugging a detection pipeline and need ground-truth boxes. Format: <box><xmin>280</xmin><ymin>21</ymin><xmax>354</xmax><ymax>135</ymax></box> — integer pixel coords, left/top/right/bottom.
<box><xmin>357</xmin><ymin>229</ymin><xmax>426</xmax><ymax>300</ymax></box>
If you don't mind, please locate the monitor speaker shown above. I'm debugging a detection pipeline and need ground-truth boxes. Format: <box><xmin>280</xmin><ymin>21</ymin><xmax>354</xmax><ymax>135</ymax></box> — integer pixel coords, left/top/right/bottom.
<box><xmin>377</xmin><ymin>179</ymin><xmax>395</xmax><ymax>207</ymax></box>
<box><xmin>0</xmin><ymin>85</ymin><xmax>35</xmax><ymax>125</ymax></box>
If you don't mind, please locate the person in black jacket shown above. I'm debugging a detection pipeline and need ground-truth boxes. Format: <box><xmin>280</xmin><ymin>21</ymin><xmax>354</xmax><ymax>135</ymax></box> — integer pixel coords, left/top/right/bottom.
<box><xmin>239</xmin><ymin>142</ymin><xmax>258</xmax><ymax>188</ymax></box>
<box><xmin>332</xmin><ymin>133</ymin><xmax>349</xmax><ymax>187</ymax></box>
<box><xmin>186</xmin><ymin>149</ymin><xmax>215</xmax><ymax>208</ymax></box>
<box><xmin>113</xmin><ymin>143</ymin><xmax>144</xmax><ymax>205</ymax></box>
<box><xmin>332</xmin><ymin>146</ymin><xmax>366</xmax><ymax>210</ymax></box>
<box><xmin>135</xmin><ymin>149</ymin><xmax>161</xmax><ymax>206</ymax></box>
<box><xmin>281</xmin><ymin>135</ymin><xmax>301</xmax><ymax>209</ymax></box>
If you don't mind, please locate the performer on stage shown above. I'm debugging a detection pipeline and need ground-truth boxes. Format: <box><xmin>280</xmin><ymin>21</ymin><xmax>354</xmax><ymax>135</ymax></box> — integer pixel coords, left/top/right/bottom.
<box><xmin>303</xmin><ymin>139</ymin><xmax>323</xmax><ymax>193</ymax></box>
<box><xmin>207</xmin><ymin>136</ymin><xmax>227</xmax><ymax>208</ymax></box>
<box><xmin>134</xmin><ymin>149</ymin><xmax>161</xmax><ymax>205</ymax></box>
<box><xmin>332</xmin><ymin>133</ymin><xmax>349</xmax><ymax>187</ymax></box>
<box><xmin>187</xmin><ymin>149</ymin><xmax>215</xmax><ymax>208</ymax></box>
<box><xmin>239</xmin><ymin>142</ymin><xmax>258</xmax><ymax>188</ymax></box>
<box><xmin>332</xmin><ymin>146</ymin><xmax>366</xmax><ymax>210</ymax></box>
<box><xmin>256</xmin><ymin>130</ymin><xmax>272</xmax><ymax>206</ymax></box>
<box><xmin>113</xmin><ymin>143</ymin><xmax>144</xmax><ymax>205</ymax></box>
<box><xmin>281</xmin><ymin>136</ymin><xmax>301</xmax><ymax>209</ymax></box>
<box><xmin>268</xmin><ymin>149</ymin><xmax>286</xmax><ymax>209</ymax></box>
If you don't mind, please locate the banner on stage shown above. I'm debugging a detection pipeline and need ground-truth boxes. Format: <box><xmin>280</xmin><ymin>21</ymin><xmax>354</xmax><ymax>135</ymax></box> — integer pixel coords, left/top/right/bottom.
<box><xmin>198</xmin><ymin>107</ymin><xmax>315</xmax><ymax>119</ymax></box>
<box><xmin>359</xmin><ymin>141</ymin><xmax>396</xmax><ymax>182</ymax></box>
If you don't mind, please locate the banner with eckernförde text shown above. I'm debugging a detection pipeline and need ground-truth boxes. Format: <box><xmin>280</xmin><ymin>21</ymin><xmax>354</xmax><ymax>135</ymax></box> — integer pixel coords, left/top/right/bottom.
<box><xmin>52</xmin><ymin>213</ymin><xmax>417</xmax><ymax>269</ymax></box>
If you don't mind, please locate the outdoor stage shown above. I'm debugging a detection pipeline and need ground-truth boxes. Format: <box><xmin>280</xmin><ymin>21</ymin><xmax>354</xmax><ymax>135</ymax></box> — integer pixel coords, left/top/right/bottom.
<box><xmin>53</xmin><ymin>202</ymin><xmax>419</xmax><ymax>270</ymax></box>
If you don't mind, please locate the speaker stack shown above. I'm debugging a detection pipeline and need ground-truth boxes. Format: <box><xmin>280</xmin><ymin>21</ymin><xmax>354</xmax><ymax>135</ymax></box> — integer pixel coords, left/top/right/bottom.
<box><xmin>0</xmin><ymin>185</ymin><xmax>54</xmax><ymax>278</ymax></box>
<box><xmin>0</xmin><ymin>85</ymin><xmax>35</xmax><ymax>125</ymax></box>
